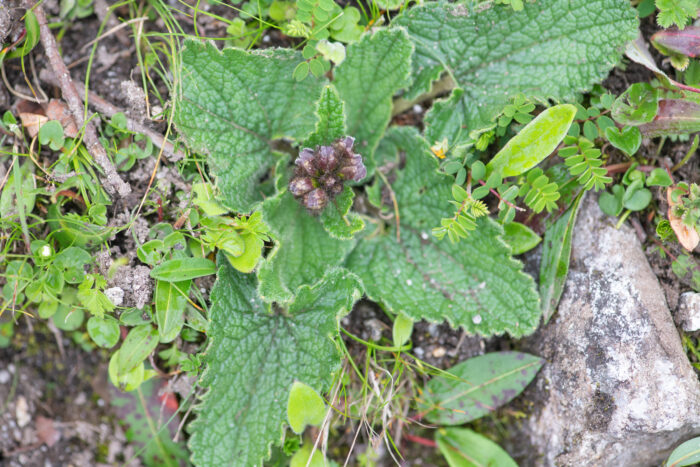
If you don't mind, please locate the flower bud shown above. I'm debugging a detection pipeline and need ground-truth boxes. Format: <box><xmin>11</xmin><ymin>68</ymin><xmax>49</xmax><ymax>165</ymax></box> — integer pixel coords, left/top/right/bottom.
<box><xmin>295</xmin><ymin>148</ymin><xmax>316</xmax><ymax>175</ymax></box>
<box><xmin>317</xmin><ymin>146</ymin><xmax>338</xmax><ymax>172</ymax></box>
<box><xmin>303</xmin><ymin>188</ymin><xmax>329</xmax><ymax>211</ymax></box>
<box><xmin>319</xmin><ymin>173</ymin><xmax>337</xmax><ymax>190</ymax></box>
<box><xmin>289</xmin><ymin>176</ymin><xmax>314</xmax><ymax>196</ymax></box>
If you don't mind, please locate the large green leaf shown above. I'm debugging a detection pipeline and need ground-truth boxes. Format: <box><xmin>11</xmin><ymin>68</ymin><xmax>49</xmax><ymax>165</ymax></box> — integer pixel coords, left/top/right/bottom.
<box><xmin>258</xmin><ymin>192</ymin><xmax>355</xmax><ymax>303</ymax></box>
<box><xmin>420</xmin><ymin>352</ymin><xmax>544</xmax><ymax>425</ymax></box>
<box><xmin>396</xmin><ymin>0</ymin><xmax>638</xmax><ymax>130</ymax></box>
<box><xmin>188</xmin><ymin>262</ymin><xmax>362</xmax><ymax>466</ymax></box>
<box><xmin>346</xmin><ymin>127</ymin><xmax>540</xmax><ymax>336</ymax></box>
<box><xmin>174</xmin><ymin>40</ymin><xmax>324</xmax><ymax>211</ymax></box>
<box><xmin>335</xmin><ymin>29</ymin><xmax>413</xmax><ymax>172</ymax></box>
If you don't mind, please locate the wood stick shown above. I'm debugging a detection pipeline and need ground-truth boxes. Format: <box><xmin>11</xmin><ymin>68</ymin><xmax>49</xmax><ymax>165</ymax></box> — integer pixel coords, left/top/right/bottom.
<box><xmin>40</xmin><ymin>69</ymin><xmax>186</xmax><ymax>162</ymax></box>
<box><xmin>33</xmin><ymin>4</ymin><xmax>131</xmax><ymax>197</ymax></box>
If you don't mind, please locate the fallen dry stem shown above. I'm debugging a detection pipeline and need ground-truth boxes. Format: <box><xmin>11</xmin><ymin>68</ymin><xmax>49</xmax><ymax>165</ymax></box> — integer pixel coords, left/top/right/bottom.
<box><xmin>33</xmin><ymin>4</ymin><xmax>131</xmax><ymax>197</ymax></box>
<box><xmin>40</xmin><ymin>69</ymin><xmax>185</xmax><ymax>162</ymax></box>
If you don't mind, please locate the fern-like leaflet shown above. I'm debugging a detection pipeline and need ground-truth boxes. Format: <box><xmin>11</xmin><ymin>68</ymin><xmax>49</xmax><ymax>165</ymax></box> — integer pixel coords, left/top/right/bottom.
<box><xmin>559</xmin><ymin>136</ymin><xmax>612</xmax><ymax>191</ymax></box>
<box><xmin>433</xmin><ymin>185</ymin><xmax>489</xmax><ymax>242</ymax></box>
<box><xmin>517</xmin><ymin>168</ymin><xmax>560</xmax><ymax>213</ymax></box>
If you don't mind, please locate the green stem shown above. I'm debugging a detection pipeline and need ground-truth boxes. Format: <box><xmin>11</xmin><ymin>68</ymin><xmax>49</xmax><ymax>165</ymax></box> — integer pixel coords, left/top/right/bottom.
<box><xmin>615</xmin><ymin>209</ymin><xmax>631</xmax><ymax>229</ymax></box>
<box><xmin>340</xmin><ymin>327</ymin><xmax>411</xmax><ymax>352</ymax></box>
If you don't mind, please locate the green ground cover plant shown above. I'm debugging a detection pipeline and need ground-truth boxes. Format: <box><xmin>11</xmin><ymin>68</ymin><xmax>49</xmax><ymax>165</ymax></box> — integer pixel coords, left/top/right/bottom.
<box><xmin>3</xmin><ymin>0</ymin><xmax>700</xmax><ymax>464</ymax></box>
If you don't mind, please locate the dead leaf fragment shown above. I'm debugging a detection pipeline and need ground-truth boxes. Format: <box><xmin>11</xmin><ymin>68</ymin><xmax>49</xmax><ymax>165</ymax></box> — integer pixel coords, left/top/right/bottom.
<box><xmin>19</xmin><ymin>112</ymin><xmax>48</xmax><ymax>139</ymax></box>
<box><xmin>45</xmin><ymin>99</ymin><xmax>78</xmax><ymax>138</ymax></box>
<box><xmin>667</xmin><ymin>187</ymin><xmax>700</xmax><ymax>251</ymax></box>
<box><xmin>36</xmin><ymin>416</ymin><xmax>61</xmax><ymax>447</ymax></box>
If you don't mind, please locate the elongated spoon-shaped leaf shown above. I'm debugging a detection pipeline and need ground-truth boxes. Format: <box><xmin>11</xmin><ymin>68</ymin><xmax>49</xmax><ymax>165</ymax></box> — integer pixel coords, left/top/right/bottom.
<box><xmin>539</xmin><ymin>193</ymin><xmax>584</xmax><ymax>323</ymax></box>
<box><xmin>420</xmin><ymin>351</ymin><xmax>544</xmax><ymax>425</ymax></box>
<box><xmin>150</xmin><ymin>258</ymin><xmax>216</xmax><ymax>282</ymax></box>
<box><xmin>436</xmin><ymin>428</ymin><xmax>518</xmax><ymax>467</ymax></box>
<box><xmin>487</xmin><ymin>104</ymin><xmax>576</xmax><ymax>177</ymax></box>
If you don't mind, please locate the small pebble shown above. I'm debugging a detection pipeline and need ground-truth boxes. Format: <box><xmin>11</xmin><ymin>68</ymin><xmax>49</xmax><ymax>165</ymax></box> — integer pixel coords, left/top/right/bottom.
<box><xmin>432</xmin><ymin>346</ymin><xmax>446</xmax><ymax>358</ymax></box>
<box><xmin>16</xmin><ymin>396</ymin><xmax>30</xmax><ymax>428</ymax></box>
<box><xmin>105</xmin><ymin>287</ymin><xmax>125</xmax><ymax>307</ymax></box>
<box><xmin>413</xmin><ymin>104</ymin><xmax>423</xmax><ymax>114</ymax></box>
<box><xmin>0</xmin><ymin>370</ymin><xmax>10</xmax><ymax>384</ymax></box>
<box><xmin>677</xmin><ymin>292</ymin><xmax>700</xmax><ymax>332</ymax></box>
<box><xmin>414</xmin><ymin>347</ymin><xmax>425</xmax><ymax>357</ymax></box>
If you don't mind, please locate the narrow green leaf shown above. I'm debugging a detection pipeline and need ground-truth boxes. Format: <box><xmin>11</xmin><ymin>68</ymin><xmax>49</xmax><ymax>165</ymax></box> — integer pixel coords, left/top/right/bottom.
<box><xmin>487</xmin><ymin>104</ymin><xmax>576</xmax><ymax>177</ymax></box>
<box><xmin>539</xmin><ymin>192</ymin><xmax>584</xmax><ymax>323</ymax></box>
<box><xmin>188</xmin><ymin>262</ymin><xmax>362</xmax><ymax>466</ymax></box>
<box><xmin>420</xmin><ymin>351</ymin><xmax>543</xmax><ymax>425</ymax></box>
<box><xmin>155</xmin><ymin>279</ymin><xmax>190</xmax><ymax>343</ymax></box>
<box><xmin>436</xmin><ymin>428</ymin><xmax>518</xmax><ymax>467</ymax></box>
<box><xmin>150</xmin><ymin>258</ymin><xmax>216</xmax><ymax>282</ymax></box>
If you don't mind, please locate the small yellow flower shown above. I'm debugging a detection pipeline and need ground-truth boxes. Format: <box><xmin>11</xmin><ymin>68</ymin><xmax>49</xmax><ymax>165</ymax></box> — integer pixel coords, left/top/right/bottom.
<box><xmin>430</xmin><ymin>138</ymin><xmax>448</xmax><ymax>159</ymax></box>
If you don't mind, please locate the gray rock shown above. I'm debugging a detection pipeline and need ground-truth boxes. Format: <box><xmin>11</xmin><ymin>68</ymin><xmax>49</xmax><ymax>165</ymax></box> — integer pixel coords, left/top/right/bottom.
<box><xmin>104</xmin><ymin>287</ymin><xmax>124</xmax><ymax>307</ymax></box>
<box><xmin>514</xmin><ymin>196</ymin><xmax>700</xmax><ymax>466</ymax></box>
<box><xmin>677</xmin><ymin>292</ymin><xmax>700</xmax><ymax>332</ymax></box>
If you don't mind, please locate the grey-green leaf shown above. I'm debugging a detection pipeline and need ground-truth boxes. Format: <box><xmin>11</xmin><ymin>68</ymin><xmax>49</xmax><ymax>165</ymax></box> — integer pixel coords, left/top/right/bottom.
<box><xmin>666</xmin><ymin>436</ymin><xmax>700</xmax><ymax>467</ymax></box>
<box><xmin>396</xmin><ymin>0</ymin><xmax>638</xmax><ymax>130</ymax></box>
<box><xmin>175</xmin><ymin>40</ymin><xmax>324</xmax><ymax>211</ymax></box>
<box><xmin>436</xmin><ymin>428</ymin><xmax>518</xmax><ymax>467</ymax></box>
<box><xmin>540</xmin><ymin>192</ymin><xmax>584</xmax><ymax>323</ymax></box>
<box><xmin>334</xmin><ymin>29</ymin><xmax>413</xmax><ymax>174</ymax></box>
<box><xmin>150</xmin><ymin>258</ymin><xmax>216</xmax><ymax>282</ymax></box>
<box><xmin>421</xmin><ymin>352</ymin><xmax>544</xmax><ymax>425</ymax></box>
<box><xmin>188</xmin><ymin>261</ymin><xmax>362</xmax><ymax>466</ymax></box>
<box><xmin>346</xmin><ymin>127</ymin><xmax>541</xmax><ymax>337</ymax></box>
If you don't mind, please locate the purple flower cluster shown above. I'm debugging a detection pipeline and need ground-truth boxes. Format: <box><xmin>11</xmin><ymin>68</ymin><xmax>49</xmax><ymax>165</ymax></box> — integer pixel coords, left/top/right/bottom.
<box><xmin>288</xmin><ymin>136</ymin><xmax>367</xmax><ymax>212</ymax></box>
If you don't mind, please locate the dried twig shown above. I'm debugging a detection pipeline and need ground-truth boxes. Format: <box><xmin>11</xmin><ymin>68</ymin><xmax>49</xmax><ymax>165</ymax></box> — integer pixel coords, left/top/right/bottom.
<box><xmin>40</xmin><ymin>69</ymin><xmax>186</xmax><ymax>162</ymax></box>
<box><xmin>33</xmin><ymin>4</ymin><xmax>131</xmax><ymax>197</ymax></box>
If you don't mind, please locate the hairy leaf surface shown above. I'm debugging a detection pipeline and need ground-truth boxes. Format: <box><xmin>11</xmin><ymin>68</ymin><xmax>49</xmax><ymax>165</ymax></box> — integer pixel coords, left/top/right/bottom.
<box><xmin>189</xmin><ymin>263</ymin><xmax>362</xmax><ymax>466</ymax></box>
<box><xmin>335</xmin><ymin>29</ymin><xmax>413</xmax><ymax>172</ymax></box>
<box><xmin>258</xmin><ymin>192</ymin><xmax>355</xmax><ymax>302</ymax></box>
<box><xmin>346</xmin><ymin>127</ymin><xmax>540</xmax><ymax>336</ymax></box>
<box><xmin>396</xmin><ymin>0</ymin><xmax>638</xmax><ymax>129</ymax></box>
<box><xmin>175</xmin><ymin>40</ymin><xmax>324</xmax><ymax>211</ymax></box>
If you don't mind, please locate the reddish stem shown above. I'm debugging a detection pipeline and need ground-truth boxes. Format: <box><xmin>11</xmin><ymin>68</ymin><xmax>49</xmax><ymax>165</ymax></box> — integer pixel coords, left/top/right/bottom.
<box><xmin>477</xmin><ymin>180</ymin><xmax>523</xmax><ymax>211</ymax></box>
<box><xmin>404</xmin><ymin>433</ymin><xmax>437</xmax><ymax>448</ymax></box>
<box><xmin>604</xmin><ymin>163</ymin><xmax>656</xmax><ymax>175</ymax></box>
